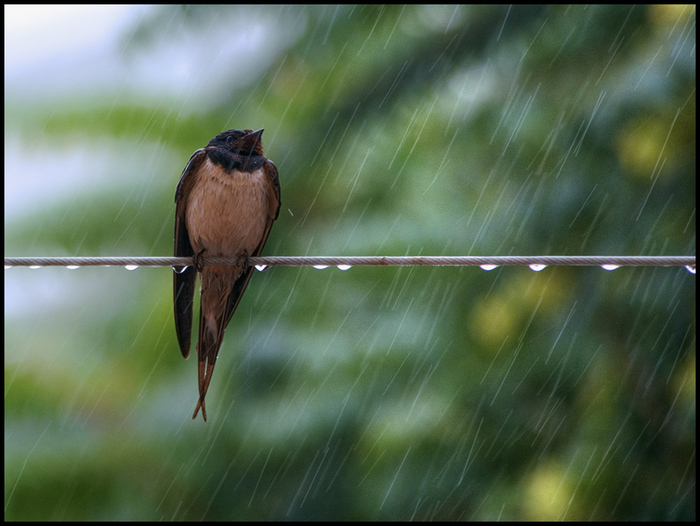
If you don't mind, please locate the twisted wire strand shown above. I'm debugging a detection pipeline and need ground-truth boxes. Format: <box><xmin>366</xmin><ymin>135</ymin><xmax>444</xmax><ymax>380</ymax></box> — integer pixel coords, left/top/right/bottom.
<box><xmin>4</xmin><ymin>255</ymin><xmax>696</xmax><ymax>268</ymax></box>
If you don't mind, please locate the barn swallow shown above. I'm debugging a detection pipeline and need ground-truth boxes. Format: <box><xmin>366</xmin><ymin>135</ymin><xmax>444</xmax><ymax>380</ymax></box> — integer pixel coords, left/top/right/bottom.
<box><xmin>174</xmin><ymin>129</ymin><xmax>280</xmax><ymax>421</ymax></box>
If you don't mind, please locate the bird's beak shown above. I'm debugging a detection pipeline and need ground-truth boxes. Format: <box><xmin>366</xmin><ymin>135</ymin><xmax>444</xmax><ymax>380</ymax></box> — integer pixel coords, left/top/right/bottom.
<box><xmin>238</xmin><ymin>129</ymin><xmax>264</xmax><ymax>154</ymax></box>
<box><xmin>247</xmin><ymin>129</ymin><xmax>264</xmax><ymax>142</ymax></box>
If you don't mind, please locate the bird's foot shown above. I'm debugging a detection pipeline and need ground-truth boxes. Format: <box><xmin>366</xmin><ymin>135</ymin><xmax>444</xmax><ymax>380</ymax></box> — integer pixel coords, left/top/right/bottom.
<box><xmin>193</xmin><ymin>250</ymin><xmax>206</xmax><ymax>272</ymax></box>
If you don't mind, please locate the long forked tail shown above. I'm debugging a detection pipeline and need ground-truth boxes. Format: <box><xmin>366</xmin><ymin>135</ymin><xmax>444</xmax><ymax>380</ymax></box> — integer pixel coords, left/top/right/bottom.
<box><xmin>192</xmin><ymin>297</ymin><xmax>227</xmax><ymax>421</ymax></box>
<box><xmin>193</xmin><ymin>359</ymin><xmax>216</xmax><ymax>420</ymax></box>
<box><xmin>191</xmin><ymin>263</ymin><xmax>252</xmax><ymax>421</ymax></box>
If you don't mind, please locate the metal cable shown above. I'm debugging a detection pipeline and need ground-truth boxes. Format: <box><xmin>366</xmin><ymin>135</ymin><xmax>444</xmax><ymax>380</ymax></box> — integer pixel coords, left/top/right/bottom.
<box><xmin>4</xmin><ymin>255</ymin><xmax>696</xmax><ymax>268</ymax></box>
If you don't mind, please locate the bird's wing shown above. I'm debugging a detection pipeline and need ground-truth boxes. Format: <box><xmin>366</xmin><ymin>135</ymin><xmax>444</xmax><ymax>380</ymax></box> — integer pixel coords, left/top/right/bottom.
<box><xmin>173</xmin><ymin>148</ymin><xmax>207</xmax><ymax>359</ymax></box>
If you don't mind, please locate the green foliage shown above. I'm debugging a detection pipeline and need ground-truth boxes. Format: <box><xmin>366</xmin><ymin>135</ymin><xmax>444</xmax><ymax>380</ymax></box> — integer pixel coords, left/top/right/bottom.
<box><xmin>5</xmin><ymin>4</ymin><xmax>695</xmax><ymax>520</ymax></box>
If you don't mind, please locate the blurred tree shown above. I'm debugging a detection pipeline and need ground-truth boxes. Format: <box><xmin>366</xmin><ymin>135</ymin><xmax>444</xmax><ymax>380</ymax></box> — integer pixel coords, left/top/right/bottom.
<box><xmin>5</xmin><ymin>4</ymin><xmax>695</xmax><ymax>520</ymax></box>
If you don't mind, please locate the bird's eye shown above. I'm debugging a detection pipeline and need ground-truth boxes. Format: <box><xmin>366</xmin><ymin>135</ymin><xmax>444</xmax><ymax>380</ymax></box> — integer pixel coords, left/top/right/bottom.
<box><xmin>226</xmin><ymin>135</ymin><xmax>236</xmax><ymax>146</ymax></box>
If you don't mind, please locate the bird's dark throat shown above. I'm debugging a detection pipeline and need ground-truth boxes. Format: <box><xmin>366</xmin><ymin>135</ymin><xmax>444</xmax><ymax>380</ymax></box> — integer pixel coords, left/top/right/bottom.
<box><xmin>208</xmin><ymin>149</ymin><xmax>266</xmax><ymax>173</ymax></box>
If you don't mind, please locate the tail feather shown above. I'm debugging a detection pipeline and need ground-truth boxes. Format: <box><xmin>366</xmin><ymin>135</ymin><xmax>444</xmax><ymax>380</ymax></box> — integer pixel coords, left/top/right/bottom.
<box><xmin>192</xmin><ymin>306</ymin><xmax>227</xmax><ymax>421</ymax></box>
<box><xmin>192</xmin><ymin>359</ymin><xmax>216</xmax><ymax>420</ymax></box>
<box><xmin>191</xmin><ymin>266</ymin><xmax>242</xmax><ymax>421</ymax></box>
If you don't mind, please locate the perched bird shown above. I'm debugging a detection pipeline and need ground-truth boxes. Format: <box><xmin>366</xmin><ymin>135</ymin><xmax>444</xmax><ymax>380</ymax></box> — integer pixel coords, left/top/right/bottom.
<box><xmin>173</xmin><ymin>129</ymin><xmax>280</xmax><ymax>421</ymax></box>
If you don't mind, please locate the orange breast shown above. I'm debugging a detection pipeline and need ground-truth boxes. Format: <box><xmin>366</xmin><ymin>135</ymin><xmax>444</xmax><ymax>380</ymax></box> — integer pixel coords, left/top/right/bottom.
<box><xmin>185</xmin><ymin>158</ymin><xmax>271</xmax><ymax>256</ymax></box>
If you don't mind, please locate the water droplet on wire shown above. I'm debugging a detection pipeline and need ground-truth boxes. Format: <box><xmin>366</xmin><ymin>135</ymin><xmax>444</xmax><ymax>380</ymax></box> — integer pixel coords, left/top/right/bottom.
<box><xmin>313</xmin><ymin>265</ymin><xmax>329</xmax><ymax>270</ymax></box>
<box><xmin>601</xmin><ymin>264</ymin><xmax>620</xmax><ymax>271</ymax></box>
<box><xmin>337</xmin><ymin>265</ymin><xmax>352</xmax><ymax>271</ymax></box>
<box><xmin>255</xmin><ymin>265</ymin><xmax>268</xmax><ymax>272</ymax></box>
<box><xmin>529</xmin><ymin>264</ymin><xmax>547</xmax><ymax>272</ymax></box>
<box><xmin>29</xmin><ymin>265</ymin><xmax>42</xmax><ymax>269</ymax></box>
<box><xmin>480</xmin><ymin>265</ymin><xmax>498</xmax><ymax>271</ymax></box>
<box><xmin>67</xmin><ymin>265</ymin><xmax>80</xmax><ymax>270</ymax></box>
<box><xmin>125</xmin><ymin>265</ymin><xmax>139</xmax><ymax>271</ymax></box>
<box><xmin>685</xmin><ymin>265</ymin><xmax>696</xmax><ymax>274</ymax></box>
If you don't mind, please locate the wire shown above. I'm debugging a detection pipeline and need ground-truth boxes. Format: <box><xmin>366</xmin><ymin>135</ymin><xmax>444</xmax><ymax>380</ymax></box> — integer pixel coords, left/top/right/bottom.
<box><xmin>3</xmin><ymin>255</ymin><xmax>696</xmax><ymax>268</ymax></box>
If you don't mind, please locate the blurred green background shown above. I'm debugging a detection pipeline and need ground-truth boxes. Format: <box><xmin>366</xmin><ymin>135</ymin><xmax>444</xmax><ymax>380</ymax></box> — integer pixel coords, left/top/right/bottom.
<box><xmin>4</xmin><ymin>5</ymin><xmax>695</xmax><ymax>520</ymax></box>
